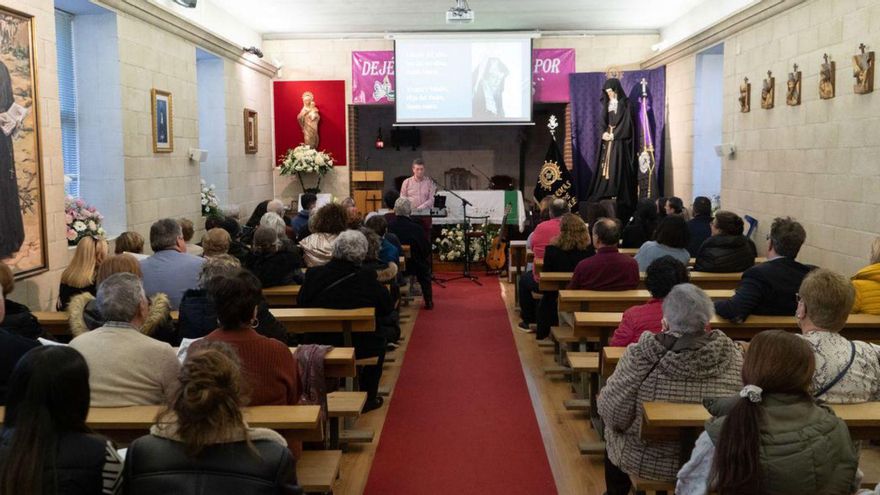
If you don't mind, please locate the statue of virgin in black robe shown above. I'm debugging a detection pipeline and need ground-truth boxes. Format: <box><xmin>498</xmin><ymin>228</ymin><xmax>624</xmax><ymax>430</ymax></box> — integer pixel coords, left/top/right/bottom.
<box><xmin>586</xmin><ymin>78</ymin><xmax>638</xmax><ymax>219</ymax></box>
<box><xmin>0</xmin><ymin>60</ymin><xmax>24</xmax><ymax>260</ymax></box>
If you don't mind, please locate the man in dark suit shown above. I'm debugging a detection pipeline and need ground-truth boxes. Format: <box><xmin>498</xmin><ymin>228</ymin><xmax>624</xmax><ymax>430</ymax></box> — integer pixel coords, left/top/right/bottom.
<box><xmin>387</xmin><ymin>198</ymin><xmax>433</xmax><ymax>309</ymax></box>
<box><xmin>687</xmin><ymin>196</ymin><xmax>713</xmax><ymax>256</ymax></box>
<box><xmin>715</xmin><ymin>217</ymin><xmax>812</xmax><ymax>322</ymax></box>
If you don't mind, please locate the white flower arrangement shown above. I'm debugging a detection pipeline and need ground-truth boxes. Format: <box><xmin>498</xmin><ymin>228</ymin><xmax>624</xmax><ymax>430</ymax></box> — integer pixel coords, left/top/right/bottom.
<box><xmin>64</xmin><ymin>196</ymin><xmax>106</xmax><ymax>246</ymax></box>
<box><xmin>433</xmin><ymin>223</ymin><xmax>499</xmax><ymax>262</ymax></box>
<box><xmin>200</xmin><ymin>179</ymin><xmax>220</xmax><ymax>217</ymax></box>
<box><xmin>278</xmin><ymin>144</ymin><xmax>334</xmax><ymax>193</ymax></box>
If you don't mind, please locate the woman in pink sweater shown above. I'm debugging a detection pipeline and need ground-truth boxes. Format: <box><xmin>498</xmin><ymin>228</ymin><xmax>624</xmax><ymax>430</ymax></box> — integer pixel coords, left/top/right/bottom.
<box><xmin>610</xmin><ymin>256</ymin><xmax>689</xmax><ymax>347</ymax></box>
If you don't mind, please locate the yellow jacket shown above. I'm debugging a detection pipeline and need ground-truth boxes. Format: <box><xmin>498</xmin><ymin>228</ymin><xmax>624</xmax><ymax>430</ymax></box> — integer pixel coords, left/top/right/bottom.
<box><xmin>852</xmin><ymin>263</ymin><xmax>880</xmax><ymax>314</ymax></box>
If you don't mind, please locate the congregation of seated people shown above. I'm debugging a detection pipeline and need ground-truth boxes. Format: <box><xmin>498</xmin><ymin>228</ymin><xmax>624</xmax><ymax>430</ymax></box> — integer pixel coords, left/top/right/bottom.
<box><xmin>0</xmin><ymin>195</ymin><xmax>420</xmax><ymax>492</ymax></box>
<box><xmin>7</xmin><ymin>189</ymin><xmax>880</xmax><ymax>494</ymax></box>
<box><xmin>512</xmin><ymin>194</ymin><xmax>880</xmax><ymax>494</ymax></box>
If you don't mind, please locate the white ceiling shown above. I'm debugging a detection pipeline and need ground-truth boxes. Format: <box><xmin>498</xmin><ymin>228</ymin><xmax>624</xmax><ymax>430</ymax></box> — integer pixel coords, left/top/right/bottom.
<box><xmin>208</xmin><ymin>0</ymin><xmax>713</xmax><ymax>36</ymax></box>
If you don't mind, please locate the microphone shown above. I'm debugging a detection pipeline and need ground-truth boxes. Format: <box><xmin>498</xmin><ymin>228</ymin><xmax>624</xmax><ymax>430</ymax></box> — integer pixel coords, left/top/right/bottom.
<box><xmin>362</xmin><ymin>155</ymin><xmax>370</xmax><ymax>171</ymax></box>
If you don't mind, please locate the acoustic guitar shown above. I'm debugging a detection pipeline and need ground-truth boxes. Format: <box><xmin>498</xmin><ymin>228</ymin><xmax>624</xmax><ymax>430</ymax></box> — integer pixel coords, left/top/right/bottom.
<box><xmin>486</xmin><ymin>204</ymin><xmax>513</xmax><ymax>272</ymax></box>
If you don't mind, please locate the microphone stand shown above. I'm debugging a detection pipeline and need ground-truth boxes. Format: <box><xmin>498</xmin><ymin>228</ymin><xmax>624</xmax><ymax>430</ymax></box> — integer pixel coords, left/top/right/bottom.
<box><xmin>432</xmin><ymin>177</ymin><xmax>481</xmax><ymax>286</ymax></box>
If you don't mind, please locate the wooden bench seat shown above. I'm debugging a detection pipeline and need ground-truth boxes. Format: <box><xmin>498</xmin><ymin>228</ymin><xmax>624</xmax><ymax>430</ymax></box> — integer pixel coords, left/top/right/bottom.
<box><xmin>291</xmin><ymin>347</ymin><xmax>356</xmax><ymax>378</ymax></box>
<box><xmin>539</xmin><ymin>271</ymin><xmax>743</xmax><ymax>292</ymax></box>
<box><xmin>641</xmin><ymin>401</ymin><xmax>880</xmax><ymax>442</ymax></box>
<box><xmin>566</xmin><ymin>351</ymin><xmax>599</xmax><ymax>372</ymax></box>
<box><xmin>601</xmin><ymin>346</ymin><xmax>625</xmax><ymax>378</ymax></box>
<box><xmin>0</xmin><ymin>405</ymin><xmax>324</xmax><ymax>442</ymax></box>
<box><xmin>297</xmin><ymin>450</ymin><xmax>343</xmax><ymax>494</ymax></box>
<box><xmin>629</xmin><ymin>476</ymin><xmax>675</xmax><ymax>494</ymax></box>
<box><xmin>573</xmin><ymin>312</ymin><xmax>880</xmax><ymax>343</ymax></box>
<box><xmin>558</xmin><ymin>289</ymin><xmax>734</xmax><ymax>313</ymax></box>
<box><xmin>262</xmin><ymin>285</ymin><xmax>301</xmax><ymax>307</ymax></box>
<box><xmin>327</xmin><ymin>391</ymin><xmax>374</xmax><ymax>449</ymax></box>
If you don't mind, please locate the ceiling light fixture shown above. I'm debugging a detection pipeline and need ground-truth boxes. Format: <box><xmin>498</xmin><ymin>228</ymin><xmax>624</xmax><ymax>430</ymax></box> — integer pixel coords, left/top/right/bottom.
<box><xmin>446</xmin><ymin>0</ymin><xmax>474</xmax><ymax>24</ymax></box>
<box><xmin>172</xmin><ymin>0</ymin><xmax>197</xmax><ymax>8</ymax></box>
<box><xmin>243</xmin><ymin>46</ymin><xmax>264</xmax><ymax>58</ymax></box>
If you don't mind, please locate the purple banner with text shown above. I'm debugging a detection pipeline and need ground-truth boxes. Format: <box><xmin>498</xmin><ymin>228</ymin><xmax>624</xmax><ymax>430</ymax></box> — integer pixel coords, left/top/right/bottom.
<box><xmin>352</xmin><ymin>48</ymin><xmax>575</xmax><ymax>104</ymax></box>
<box><xmin>352</xmin><ymin>51</ymin><xmax>396</xmax><ymax>105</ymax></box>
<box><xmin>532</xmin><ymin>48</ymin><xmax>575</xmax><ymax>103</ymax></box>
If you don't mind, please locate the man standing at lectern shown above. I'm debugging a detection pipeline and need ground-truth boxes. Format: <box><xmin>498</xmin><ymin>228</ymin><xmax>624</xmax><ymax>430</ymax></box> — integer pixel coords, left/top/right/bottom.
<box><xmin>399</xmin><ymin>158</ymin><xmax>435</xmax><ymax>240</ymax></box>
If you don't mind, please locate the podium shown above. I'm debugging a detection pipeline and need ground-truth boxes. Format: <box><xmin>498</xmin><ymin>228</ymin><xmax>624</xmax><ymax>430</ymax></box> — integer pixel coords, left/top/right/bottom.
<box><xmin>351</xmin><ymin>171</ymin><xmax>384</xmax><ymax>214</ymax></box>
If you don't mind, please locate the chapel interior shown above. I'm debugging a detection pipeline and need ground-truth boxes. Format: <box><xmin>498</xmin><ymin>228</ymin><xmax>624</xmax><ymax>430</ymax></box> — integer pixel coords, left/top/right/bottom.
<box><xmin>2</xmin><ymin>0</ymin><xmax>880</xmax><ymax>494</ymax></box>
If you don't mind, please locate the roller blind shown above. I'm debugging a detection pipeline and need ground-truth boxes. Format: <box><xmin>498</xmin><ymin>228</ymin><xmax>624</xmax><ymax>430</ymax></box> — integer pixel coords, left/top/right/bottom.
<box><xmin>55</xmin><ymin>9</ymin><xmax>79</xmax><ymax>198</ymax></box>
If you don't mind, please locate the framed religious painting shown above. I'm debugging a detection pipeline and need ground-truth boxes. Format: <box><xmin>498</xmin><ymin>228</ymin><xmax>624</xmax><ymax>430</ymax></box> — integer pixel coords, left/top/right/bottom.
<box><xmin>151</xmin><ymin>89</ymin><xmax>173</xmax><ymax>153</ymax></box>
<box><xmin>244</xmin><ymin>108</ymin><xmax>258</xmax><ymax>154</ymax></box>
<box><xmin>0</xmin><ymin>6</ymin><xmax>48</xmax><ymax>280</ymax></box>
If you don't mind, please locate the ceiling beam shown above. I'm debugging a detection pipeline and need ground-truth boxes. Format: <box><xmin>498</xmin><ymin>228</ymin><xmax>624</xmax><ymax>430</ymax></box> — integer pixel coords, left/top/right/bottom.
<box><xmin>94</xmin><ymin>0</ymin><xmax>279</xmax><ymax>77</ymax></box>
<box><xmin>640</xmin><ymin>0</ymin><xmax>806</xmax><ymax>68</ymax></box>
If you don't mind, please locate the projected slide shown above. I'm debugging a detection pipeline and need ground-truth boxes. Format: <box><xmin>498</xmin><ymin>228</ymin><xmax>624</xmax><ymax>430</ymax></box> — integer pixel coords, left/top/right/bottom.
<box><xmin>396</xmin><ymin>38</ymin><xmax>532</xmax><ymax>124</ymax></box>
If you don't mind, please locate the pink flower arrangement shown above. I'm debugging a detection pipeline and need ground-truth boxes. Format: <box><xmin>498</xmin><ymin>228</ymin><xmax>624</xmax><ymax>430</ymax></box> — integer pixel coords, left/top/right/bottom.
<box><xmin>64</xmin><ymin>196</ymin><xmax>106</xmax><ymax>246</ymax></box>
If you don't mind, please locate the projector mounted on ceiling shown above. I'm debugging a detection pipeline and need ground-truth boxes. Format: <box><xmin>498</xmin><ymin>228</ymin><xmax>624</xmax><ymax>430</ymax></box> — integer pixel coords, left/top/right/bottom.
<box><xmin>446</xmin><ymin>0</ymin><xmax>474</xmax><ymax>24</ymax></box>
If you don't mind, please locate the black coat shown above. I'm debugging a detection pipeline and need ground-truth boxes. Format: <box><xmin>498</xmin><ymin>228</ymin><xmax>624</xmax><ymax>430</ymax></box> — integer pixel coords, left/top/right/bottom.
<box><xmin>0</xmin><ymin>329</ymin><xmax>39</xmax><ymax>404</ymax></box>
<box><xmin>297</xmin><ymin>259</ymin><xmax>393</xmax><ymax>350</ymax></box>
<box><xmin>693</xmin><ymin>235</ymin><xmax>757</xmax><ymax>273</ymax></box>
<box><xmin>0</xmin><ymin>299</ymin><xmax>43</xmax><ymax>340</ymax></box>
<box><xmin>298</xmin><ymin>259</ymin><xmax>393</xmax><ymax>317</ymax></box>
<box><xmin>543</xmin><ymin>245</ymin><xmax>594</xmax><ymax>273</ymax></box>
<box><xmin>687</xmin><ymin>215</ymin><xmax>713</xmax><ymax>256</ymax></box>
<box><xmin>620</xmin><ymin>220</ymin><xmax>654</xmax><ymax>249</ymax></box>
<box><xmin>123</xmin><ymin>435</ymin><xmax>300</xmax><ymax>495</ymax></box>
<box><xmin>387</xmin><ymin>215</ymin><xmax>430</xmax><ymax>276</ymax></box>
<box><xmin>0</xmin><ymin>429</ymin><xmax>111</xmax><ymax>494</ymax></box>
<box><xmin>715</xmin><ymin>257</ymin><xmax>814</xmax><ymax>322</ymax></box>
<box><xmin>178</xmin><ymin>289</ymin><xmax>288</xmax><ymax>344</ymax></box>
<box><xmin>244</xmin><ymin>251</ymin><xmax>303</xmax><ymax>288</ymax></box>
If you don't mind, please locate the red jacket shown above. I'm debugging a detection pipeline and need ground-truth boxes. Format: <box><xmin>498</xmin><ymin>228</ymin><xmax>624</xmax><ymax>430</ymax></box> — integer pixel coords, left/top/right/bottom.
<box><xmin>610</xmin><ymin>298</ymin><xmax>664</xmax><ymax>346</ymax></box>
<box><xmin>568</xmin><ymin>247</ymin><xmax>640</xmax><ymax>290</ymax></box>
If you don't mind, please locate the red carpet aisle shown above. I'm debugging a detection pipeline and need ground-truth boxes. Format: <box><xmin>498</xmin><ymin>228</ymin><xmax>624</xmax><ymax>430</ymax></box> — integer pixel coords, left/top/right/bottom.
<box><xmin>364</xmin><ymin>276</ymin><xmax>557</xmax><ymax>494</ymax></box>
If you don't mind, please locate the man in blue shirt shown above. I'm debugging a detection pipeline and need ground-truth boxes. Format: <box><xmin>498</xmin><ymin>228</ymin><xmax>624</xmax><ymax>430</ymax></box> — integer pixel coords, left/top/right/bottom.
<box><xmin>140</xmin><ymin>218</ymin><xmax>206</xmax><ymax>310</ymax></box>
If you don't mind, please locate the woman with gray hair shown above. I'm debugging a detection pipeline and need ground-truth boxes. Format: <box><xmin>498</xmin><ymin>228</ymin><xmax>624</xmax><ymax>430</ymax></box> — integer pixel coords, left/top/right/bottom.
<box><xmin>244</xmin><ymin>226</ymin><xmax>303</xmax><ymax>288</ymax></box>
<box><xmin>259</xmin><ymin>212</ymin><xmax>298</xmax><ymax>253</ymax></box>
<box><xmin>177</xmin><ymin>255</ymin><xmax>287</xmax><ymax>343</ymax></box>
<box><xmin>597</xmin><ymin>283</ymin><xmax>744</xmax><ymax>494</ymax></box>
<box><xmin>298</xmin><ymin>230</ymin><xmax>394</xmax><ymax>413</ymax></box>
<box><xmin>69</xmin><ymin>273</ymin><xmax>180</xmax><ymax>407</ymax></box>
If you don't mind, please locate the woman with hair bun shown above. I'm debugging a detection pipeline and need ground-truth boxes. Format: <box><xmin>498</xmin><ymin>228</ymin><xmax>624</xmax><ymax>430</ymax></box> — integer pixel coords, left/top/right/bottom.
<box><xmin>123</xmin><ymin>342</ymin><xmax>301</xmax><ymax>493</ymax></box>
<box><xmin>677</xmin><ymin>330</ymin><xmax>859</xmax><ymax>495</ymax></box>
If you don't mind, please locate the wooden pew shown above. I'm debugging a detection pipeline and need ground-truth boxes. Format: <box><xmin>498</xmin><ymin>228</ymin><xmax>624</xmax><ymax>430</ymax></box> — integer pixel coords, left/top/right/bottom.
<box><xmin>509</xmin><ymin>240</ymin><xmax>528</xmax><ymax>284</ymax></box>
<box><xmin>262</xmin><ymin>285</ymin><xmax>301</xmax><ymax>308</ymax></box>
<box><xmin>601</xmin><ymin>346</ymin><xmax>625</xmax><ymax>378</ymax></box>
<box><xmin>573</xmin><ymin>312</ymin><xmax>880</xmax><ymax>343</ymax></box>
<box><xmin>291</xmin><ymin>347</ymin><xmax>356</xmax><ymax>379</ymax></box>
<box><xmin>0</xmin><ymin>404</ymin><xmax>324</xmax><ymax>442</ymax></box>
<box><xmin>558</xmin><ymin>289</ymin><xmax>734</xmax><ymax>313</ymax></box>
<box><xmin>271</xmin><ymin>308</ymin><xmax>375</xmax><ymax>347</ymax></box>
<box><xmin>641</xmin><ymin>401</ymin><xmax>880</xmax><ymax>442</ymax></box>
<box><xmin>539</xmin><ymin>271</ymin><xmax>743</xmax><ymax>292</ymax></box>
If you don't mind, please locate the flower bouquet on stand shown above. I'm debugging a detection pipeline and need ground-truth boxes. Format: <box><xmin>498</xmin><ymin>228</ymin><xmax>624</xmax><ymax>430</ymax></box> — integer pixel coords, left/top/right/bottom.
<box><xmin>200</xmin><ymin>179</ymin><xmax>220</xmax><ymax>217</ymax></box>
<box><xmin>64</xmin><ymin>197</ymin><xmax>106</xmax><ymax>246</ymax></box>
<box><xmin>278</xmin><ymin>144</ymin><xmax>334</xmax><ymax>193</ymax></box>
<box><xmin>433</xmin><ymin>224</ymin><xmax>499</xmax><ymax>263</ymax></box>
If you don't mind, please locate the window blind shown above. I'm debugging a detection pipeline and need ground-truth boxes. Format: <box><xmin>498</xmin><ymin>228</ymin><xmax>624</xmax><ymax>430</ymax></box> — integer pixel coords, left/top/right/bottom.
<box><xmin>55</xmin><ymin>9</ymin><xmax>79</xmax><ymax>198</ymax></box>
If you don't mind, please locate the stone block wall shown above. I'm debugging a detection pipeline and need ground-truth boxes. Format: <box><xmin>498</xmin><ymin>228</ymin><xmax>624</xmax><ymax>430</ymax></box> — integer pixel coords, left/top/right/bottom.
<box><xmin>720</xmin><ymin>0</ymin><xmax>880</xmax><ymax>275</ymax></box>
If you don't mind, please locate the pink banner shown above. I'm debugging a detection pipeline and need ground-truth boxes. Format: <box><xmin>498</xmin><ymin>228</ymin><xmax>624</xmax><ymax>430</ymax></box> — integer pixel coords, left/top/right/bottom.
<box><xmin>352</xmin><ymin>48</ymin><xmax>575</xmax><ymax>104</ymax></box>
<box><xmin>532</xmin><ymin>48</ymin><xmax>575</xmax><ymax>103</ymax></box>
<box><xmin>352</xmin><ymin>51</ymin><xmax>395</xmax><ymax>105</ymax></box>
